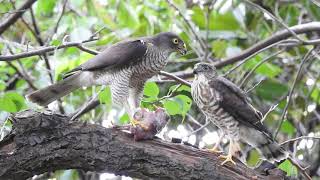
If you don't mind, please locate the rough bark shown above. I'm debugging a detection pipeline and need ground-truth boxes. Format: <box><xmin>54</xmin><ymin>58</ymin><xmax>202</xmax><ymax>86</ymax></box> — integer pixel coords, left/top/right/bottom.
<box><xmin>0</xmin><ymin>110</ymin><xmax>287</xmax><ymax>180</ymax></box>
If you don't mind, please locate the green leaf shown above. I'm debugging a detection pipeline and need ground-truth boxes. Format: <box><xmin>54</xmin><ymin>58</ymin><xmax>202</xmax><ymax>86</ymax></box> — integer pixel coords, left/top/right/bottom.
<box><xmin>256</xmin><ymin>80</ymin><xmax>288</xmax><ymax>101</ymax></box>
<box><xmin>310</xmin><ymin>89</ymin><xmax>320</xmax><ymax>104</ymax></box>
<box><xmin>247</xmin><ymin>149</ymin><xmax>260</xmax><ymax>167</ymax></box>
<box><xmin>278</xmin><ymin>160</ymin><xmax>298</xmax><ymax>176</ymax></box>
<box><xmin>144</xmin><ymin>82</ymin><xmax>159</xmax><ymax>98</ymax></box>
<box><xmin>191</xmin><ymin>7</ymin><xmax>240</xmax><ymax>30</ymax></box>
<box><xmin>117</xmin><ymin>1</ymin><xmax>139</xmax><ymax>29</ymax></box>
<box><xmin>280</xmin><ymin>120</ymin><xmax>295</xmax><ymax>136</ymax></box>
<box><xmin>0</xmin><ymin>97</ymin><xmax>17</xmax><ymax>113</ymax></box>
<box><xmin>36</xmin><ymin>0</ymin><xmax>57</xmax><ymax>16</ymax></box>
<box><xmin>120</xmin><ymin>113</ymin><xmax>130</xmax><ymax>124</ymax></box>
<box><xmin>98</xmin><ymin>87</ymin><xmax>112</xmax><ymax>106</ymax></box>
<box><xmin>4</xmin><ymin>92</ymin><xmax>26</xmax><ymax>111</ymax></box>
<box><xmin>163</xmin><ymin>100</ymin><xmax>180</xmax><ymax>115</ymax></box>
<box><xmin>175</xmin><ymin>95</ymin><xmax>192</xmax><ymax>118</ymax></box>
<box><xmin>243</xmin><ymin>56</ymin><xmax>282</xmax><ymax>78</ymax></box>
<box><xmin>212</xmin><ymin>40</ymin><xmax>228</xmax><ymax>58</ymax></box>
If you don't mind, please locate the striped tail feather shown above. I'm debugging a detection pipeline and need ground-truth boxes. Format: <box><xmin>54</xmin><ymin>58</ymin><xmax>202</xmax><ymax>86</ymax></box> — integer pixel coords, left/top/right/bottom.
<box><xmin>257</xmin><ymin>139</ymin><xmax>289</xmax><ymax>163</ymax></box>
<box><xmin>26</xmin><ymin>73</ymin><xmax>83</xmax><ymax>106</ymax></box>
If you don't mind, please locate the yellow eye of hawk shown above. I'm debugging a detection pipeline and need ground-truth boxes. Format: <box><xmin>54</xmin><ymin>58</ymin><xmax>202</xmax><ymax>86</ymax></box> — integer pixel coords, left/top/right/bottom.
<box><xmin>172</xmin><ymin>38</ymin><xmax>179</xmax><ymax>44</ymax></box>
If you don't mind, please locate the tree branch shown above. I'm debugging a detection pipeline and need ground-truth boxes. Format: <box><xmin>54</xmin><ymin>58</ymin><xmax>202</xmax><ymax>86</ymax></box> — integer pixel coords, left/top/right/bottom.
<box><xmin>215</xmin><ymin>22</ymin><xmax>320</xmax><ymax>68</ymax></box>
<box><xmin>0</xmin><ymin>110</ymin><xmax>289</xmax><ymax>180</ymax></box>
<box><xmin>274</xmin><ymin>48</ymin><xmax>315</xmax><ymax>139</ymax></box>
<box><xmin>0</xmin><ymin>38</ymin><xmax>98</xmax><ymax>61</ymax></box>
<box><xmin>0</xmin><ymin>0</ymin><xmax>37</xmax><ymax>35</ymax></box>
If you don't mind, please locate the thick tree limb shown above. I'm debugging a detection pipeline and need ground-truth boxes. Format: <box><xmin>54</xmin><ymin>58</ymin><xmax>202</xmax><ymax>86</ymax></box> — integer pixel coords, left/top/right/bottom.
<box><xmin>0</xmin><ymin>0</ymin><xmax>37</xmax><ymax>35</ymax></box>
<box><xmin>0</xmin><ymin>110</ymin><xmax>288</xmax><ymax>180</ymax></box>
<box><xmin>215</xmin><ymin>22</ymin><xmax>320</xmax><ymax>68</ymax></box>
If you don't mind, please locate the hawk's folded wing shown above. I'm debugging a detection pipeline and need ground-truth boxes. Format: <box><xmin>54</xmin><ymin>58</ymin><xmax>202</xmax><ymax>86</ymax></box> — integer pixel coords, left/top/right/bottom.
<box><xmin>66</xmin><ymin>39</ymin><xmax>147</xmax><ymax>74</ymax></box>
<box><xmin>209</xmin><ymin>77</ymin><xmax>272</xmax><ymax>139</ymax></box>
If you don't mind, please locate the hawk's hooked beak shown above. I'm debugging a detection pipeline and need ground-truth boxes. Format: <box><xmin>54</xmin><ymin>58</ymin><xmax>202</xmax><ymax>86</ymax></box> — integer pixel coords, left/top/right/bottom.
<box><xmin>177</xmin><ymin>43</ymin><xmax>187</xmax><ymax>55</ymax></box>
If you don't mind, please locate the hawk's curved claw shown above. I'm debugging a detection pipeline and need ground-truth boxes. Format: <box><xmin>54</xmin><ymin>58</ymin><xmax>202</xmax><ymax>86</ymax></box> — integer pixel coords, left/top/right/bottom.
<box><xmin>219</xmin><ymin>154</ymin><xmax>236</xmax><ymax>165</ymax></box>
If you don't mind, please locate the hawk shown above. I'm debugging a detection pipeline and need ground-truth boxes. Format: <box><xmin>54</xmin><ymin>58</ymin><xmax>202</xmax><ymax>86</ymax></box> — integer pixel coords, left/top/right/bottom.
<box><xmin>191</xmin><ymin>63</ymin><xmax>288</xmax><ymax>165</ymax></box>
<box><xmin>27</xmin><ymin>32</ymin><xmax>186</xmax><ymax>122</ymax></box>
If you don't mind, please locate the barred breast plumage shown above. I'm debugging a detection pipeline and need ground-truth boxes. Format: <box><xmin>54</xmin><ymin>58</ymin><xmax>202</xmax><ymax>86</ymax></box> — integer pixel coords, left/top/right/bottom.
<box><xmin>93</xmin><ymin>44</ymin><xmax>168</xmax><ymax>110</ymax></box>
<box><xmin>191</xmin><ymin>74</ymin><xmax>240</xmax><ymax>140</ymax></box>
<box><xmin>191</xmin><ymin>63</ymin><xmax>288</xmax><ymax>165</ymax></box>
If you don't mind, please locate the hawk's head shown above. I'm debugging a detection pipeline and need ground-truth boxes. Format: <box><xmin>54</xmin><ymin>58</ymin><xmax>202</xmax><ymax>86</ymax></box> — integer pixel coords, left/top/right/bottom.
<box><xmin>193</xmin><ymin>63</ymin><xmax>218</xmax><ymax>78</ymax></box>
<box><xmin>153</xmin><ymin>32</ymin><xmax>187</xmax><ymax>55</ymax></box>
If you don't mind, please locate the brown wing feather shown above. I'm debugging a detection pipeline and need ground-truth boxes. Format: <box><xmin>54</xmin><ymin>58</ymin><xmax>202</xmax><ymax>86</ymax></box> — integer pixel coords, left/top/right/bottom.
<box><xmin>66</xmin><ymin>39</ymin><xmax>147</xmax><ymax>74</ymax></box>
<box><xmin>210</xmin><ymin>77</ymin><xmax>272</xmax><ymax>138</ymax></box>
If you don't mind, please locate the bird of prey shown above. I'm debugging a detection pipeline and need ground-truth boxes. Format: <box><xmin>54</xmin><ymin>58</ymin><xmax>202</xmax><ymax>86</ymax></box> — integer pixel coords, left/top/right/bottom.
<box><xmin>114</xmin><ymin>107</ymin><xmax>170</xmax><ymax>141</ymax></box>
<box><xmin>27</xmin><ymin>32</ymin><xmax>186</xmax><ymax>123</ymax></box>
<box><xmin>191</xmin><ymin>63</ymin><xmax>288</xmax><ymax>165</ymax></box>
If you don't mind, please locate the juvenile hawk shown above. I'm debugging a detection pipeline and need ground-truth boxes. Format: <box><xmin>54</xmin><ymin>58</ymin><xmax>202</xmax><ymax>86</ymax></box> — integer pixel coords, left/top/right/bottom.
<box><xmin>27</xmin><ymin>32</ymin><xmax>187</xmax><ymax>120</ymax></box>
<box><xmin>191</xmin><ymin>63</ymin><xmax>288</xmax><ymax>165</ymax></box>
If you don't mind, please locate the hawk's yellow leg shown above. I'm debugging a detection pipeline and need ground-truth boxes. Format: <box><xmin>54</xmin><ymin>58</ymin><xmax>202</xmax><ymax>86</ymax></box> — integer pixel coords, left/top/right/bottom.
<box><xmin>208</xmin><ymin>146</ymin><xmax>223</xmax><ymax>153</ymax></box>
<box><xmin>130</xmin><ymin>119</ymin><xmax>149</xmax><ymax>131</ymax></box>
<box><xmin>207</xmin><ymin>132</ymin><xmax>225</xmax><ymax>153</ymax></box>
<box><xmin>219</xmin><ymin>140</ymin><xmax>240</xmax><ymax>165</ymax></box>
<box><xmin>219</xmin><ymin>154</ymin><xmax>236</xmax><ymax>165</ymax></box>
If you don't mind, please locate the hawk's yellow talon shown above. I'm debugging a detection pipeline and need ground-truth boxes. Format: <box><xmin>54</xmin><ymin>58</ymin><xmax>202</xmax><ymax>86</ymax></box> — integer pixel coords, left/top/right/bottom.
<box><xmin>207</xmin><ymin>147</ymin><xmax>223</xmax><ymax>154</ymax></box>
<box><xmin>219</xmin><ymin>154</ymin><xmax>236</xmax><ymax>165</ymax></box>
<box><xmin>130</xmin><ymin>119</ymin><xmax>149</xmax><ymax>131</ymax></box>
<box><xmin>130</xmin><ymin>119</ymin><xmax>140</xmax><ymax>127</ymax></box>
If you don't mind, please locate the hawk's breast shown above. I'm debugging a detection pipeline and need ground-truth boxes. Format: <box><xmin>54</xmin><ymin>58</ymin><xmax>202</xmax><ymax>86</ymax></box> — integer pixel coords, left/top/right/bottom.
<box><xmin>191</xmin><ymin>77</ymin><xmax>239</xmax><ymax>137</ymax></box>
<box><xmin>129</xmin><ymin>47</ymin><xmax>167</xmax><ymax>87</ymax></box>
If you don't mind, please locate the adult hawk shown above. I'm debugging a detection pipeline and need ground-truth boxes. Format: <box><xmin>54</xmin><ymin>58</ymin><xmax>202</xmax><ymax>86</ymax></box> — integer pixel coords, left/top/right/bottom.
<box><xmin>191</xmin><ymin>63</ymin><xmax>288</xmax><ymax>165</ymax></box>
<box><xmin>27</xmin><ymin>32</ymin><xmax>187</xmax><ymax>121</ymax></box>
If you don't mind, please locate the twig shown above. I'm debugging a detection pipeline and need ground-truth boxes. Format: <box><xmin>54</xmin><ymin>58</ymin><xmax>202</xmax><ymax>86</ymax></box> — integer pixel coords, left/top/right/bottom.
<box><xmin>185</xmin><ymin>119</ymin><xmax>211</xmax><ymax>138</ymax></box>
<box><xmin>0</xmin><ymin>38</ymin><xmax>98</xmax><ymax>61</ymax></box>
<box><xmin>239</xmin><ymin>50</ymin><xmax>284</xmax><ymax>88</ymax></box>
<box><xmin>6</xmin><ymin>62</ymin><xmax>37</xmax><ymax>90</ymax></box>
<box><xmin>77</xmin><ymin>45</ymin><xmax>99</xmax><ymax>55</ymax></box>
<box><xmin>243</xmin><ymin>0</ymin><xmax>320</xmax><ymax>45</ymax></box>
<box><xmin>29</xmin><ymin>7</ymin><xmax>54</xmax><ymax>83</ymax></box>
<box><xmin>311</xmin><ymin>0</ymin><xmax>320</xmax><ymax>7</ymax></box>
<box><xmin>151</xmin><ymin>84</ymin><xmax>182</xmax><ymax>103</ymax></box>
<box><xmin>274</xmin><ymin>48</ymin><xmax>314</xmax><ymax>139</ymax></box>
<box><xmin>288</xmin><ymin>157</ymin><xmax>312</xmax><ymax>180</ymax></box>
<box><xmin>159</xmin><ymin>71</ymin><xmax>191</xmax><ymax>87</ymax></box>
<box><xmin>245</xmin><ymin>78</ymin><xmax>265</xmax><ymax>94</ymax></box>
<box><xmin>260</xmin><ymin>103</ymin><xmax>279</xmax><ymax>122</ymax></box>
<box><xmin>69</xmin><ymin>89</ymin><xmax>102</xmax><ymax>121</ymax></box>
<box><xmin>3</xmin><ymin>43</ymin><xmax>38</xmax><ymax>90</ymax></box>
<box><xmin>0</xmin><ymin>0</ymin><xmax>37</xmax><ymax>35</ymax></box>
<box><xmin>204</xmin><ymin>1</ymin><xmax>216</xmax><ymax>61</ymax></box>
<box><xmin>223</xmin><ymin>39</ymin><xmax>295</xmax><ymax>76</ymax></box>
<box><xmin>90</xmin><ymin>26</ymin><xmax>107</xmax><ymax>39</ymax></box>
<box><xmin>52</xmin><ymin>0</ymin><xmax>68</xmax><ymax>35</ymax></box>
<box><xmin>166</xmin><ymin>0</ymin><xmax>206</xmax><ymax>51</ymax></box>
<box><xmin>280</xmin><ymin>136</ymin><xmax>320</xmax><ymax>146</ymax></box>
<box><xmin>186</xmin><ymin>113</ymin><xmax>207</xmax><ymax>128</ymax></box>
<box><xmin>0</xmin><ymin>9</ymin><xmax>27</xmax><ymax>14</ymax></box>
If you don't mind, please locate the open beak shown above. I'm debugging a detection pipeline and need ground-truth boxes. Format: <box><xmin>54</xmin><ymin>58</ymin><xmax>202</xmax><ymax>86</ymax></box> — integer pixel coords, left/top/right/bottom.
<box><xmin>178</xmin><ymin>43</ymin><xmax>187</xmax><ymax>55</ymax></box>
